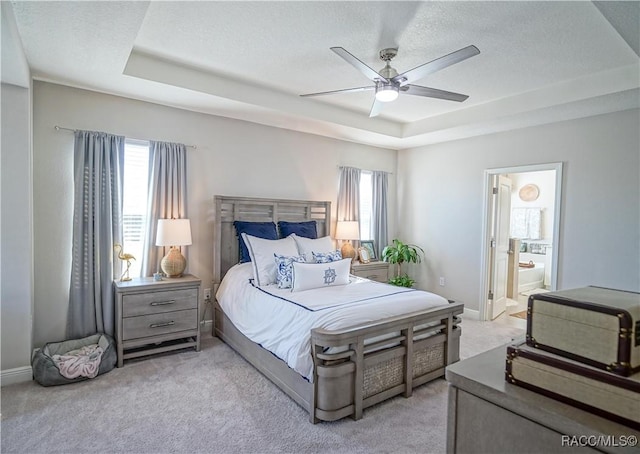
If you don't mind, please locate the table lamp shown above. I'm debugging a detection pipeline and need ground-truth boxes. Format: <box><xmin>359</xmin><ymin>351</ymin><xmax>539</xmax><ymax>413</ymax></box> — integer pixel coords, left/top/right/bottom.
<box><xmin>335</xmin><ymin>221</ymin><xmax>360</xmax><ymax>262</ymax></box>
<box><xmin>156</xmin><ymin>218</ymin><xmax>192</xmax><ymax>278</ymax></box>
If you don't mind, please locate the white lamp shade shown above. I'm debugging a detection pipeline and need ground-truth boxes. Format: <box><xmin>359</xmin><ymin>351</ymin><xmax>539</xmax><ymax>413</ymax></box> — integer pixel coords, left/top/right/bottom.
<box><xmin>335</xmin><ymin>221</ymin><xmax>360</xmax><ymax>240</ymax></box>
<box><xmin>156</xmin><ymin>219</ymin><xmax>192</xmax><ymax>247</ymax></box>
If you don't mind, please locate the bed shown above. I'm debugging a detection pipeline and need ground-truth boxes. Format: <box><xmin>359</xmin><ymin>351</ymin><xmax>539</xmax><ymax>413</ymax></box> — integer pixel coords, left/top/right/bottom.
<box><xmin>212</xmin><ymin>195</ymin><xmax>463</xmax><ymax>423</ymax></box>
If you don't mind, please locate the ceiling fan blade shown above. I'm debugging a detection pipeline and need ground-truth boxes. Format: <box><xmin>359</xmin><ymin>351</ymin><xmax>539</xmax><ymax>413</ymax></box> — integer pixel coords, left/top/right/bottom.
<box><xmin>369</xmin><ymin>98</ymin><xmax>384</xmax><ymax>117</ymax></box>
<box><xmin>331</xmin><ymin>47</ymin><xmax>388</xmax><ymax>82</ymax></box>
<box><xmin>392</xmin><ymin>45</ymin><xmax>480</xmax><ymax>86</ymax></box>
<box><xmin>300</xmin><ymin>86</ymin><xmax>375</xmax><ymax>98</ymax></box>
<box><xmin>402</xmin><ymin>84</ymin><xmax>469</xmax><ymax>102</ymax></box>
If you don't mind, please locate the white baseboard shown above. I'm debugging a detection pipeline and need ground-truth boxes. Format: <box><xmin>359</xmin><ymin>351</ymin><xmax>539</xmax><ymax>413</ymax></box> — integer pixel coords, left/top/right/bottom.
<box><xmin>1</xmin><ymin>366</ymin><xmax>32</xmax><ymax>386</ymax></box>
<box><xmin>462</xmin><ymin>308</ymin><xmax>480</xmax><ymax>320</ymax></box>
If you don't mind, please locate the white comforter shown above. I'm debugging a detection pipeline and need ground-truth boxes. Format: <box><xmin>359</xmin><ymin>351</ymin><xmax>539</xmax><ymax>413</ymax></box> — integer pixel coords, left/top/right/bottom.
<box><xmin>216</xmin><ymin>263</ymin><xmax>449</xmax><ymax>380</ymax></box>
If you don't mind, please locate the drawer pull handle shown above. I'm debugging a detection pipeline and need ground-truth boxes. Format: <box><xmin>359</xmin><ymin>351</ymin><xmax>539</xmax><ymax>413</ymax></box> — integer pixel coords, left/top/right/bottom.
<box><xmin>150</xmin><ymin>321</ymin><xmax>175</xmax><ymax>328</ymax></box>
<box><xmin>150</xmin><ymin>300</ymin><xmax>176</xmax><ymax>306</ymax></box>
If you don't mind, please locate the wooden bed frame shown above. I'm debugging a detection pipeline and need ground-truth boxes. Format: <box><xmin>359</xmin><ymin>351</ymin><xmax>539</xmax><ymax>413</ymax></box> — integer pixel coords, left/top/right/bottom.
<box><xmin>212</xmin><ymin>195</ymin><xmax>463</xmax><ymax>423</ymax></box>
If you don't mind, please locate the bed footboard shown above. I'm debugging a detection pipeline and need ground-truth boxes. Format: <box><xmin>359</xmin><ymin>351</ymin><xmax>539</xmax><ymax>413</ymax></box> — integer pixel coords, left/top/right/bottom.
<box><xmin>310</xmin><ymin>301</ymin><xmax>463</xmax><ymax>423</ymax></box>
<box><xmin>214</xmin><ymin>300</ymin><xmax>463</xmax><ymax>423</ymax></box>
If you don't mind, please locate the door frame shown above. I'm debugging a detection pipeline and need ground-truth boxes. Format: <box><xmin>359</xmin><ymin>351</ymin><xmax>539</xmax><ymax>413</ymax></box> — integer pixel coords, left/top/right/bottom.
<box><xmin>479</xmin><ymin>162</ymin><xmax>564</xmax><ymax>321</ymax></box>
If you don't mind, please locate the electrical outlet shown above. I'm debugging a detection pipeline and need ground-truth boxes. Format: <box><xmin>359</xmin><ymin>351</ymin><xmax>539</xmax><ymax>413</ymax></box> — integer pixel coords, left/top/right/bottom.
<box><xmin>204</xmin><ymin>288</ymin><xmax>211</xmax><ymax>300</ymax></box>
<box><xmin>439</xmin><ymin>277</ymin><xmax>445</xmax><ymax>287</ymax></box>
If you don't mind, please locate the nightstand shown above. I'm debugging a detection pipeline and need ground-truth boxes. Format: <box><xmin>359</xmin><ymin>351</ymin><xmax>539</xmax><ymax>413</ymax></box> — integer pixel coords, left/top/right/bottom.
<box><xmin>114</xmin><ymin>274</ymin><xmax>201</xmax><ymax>367</ymax></box>
<box><xmin>351</xmin><ymin>261</ymin><xmax>389</xmax><ymax>283</ymax></box>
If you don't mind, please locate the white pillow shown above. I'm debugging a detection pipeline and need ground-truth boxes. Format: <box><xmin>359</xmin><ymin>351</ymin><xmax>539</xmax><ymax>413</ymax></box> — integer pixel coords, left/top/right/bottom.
<box><xmin>291</xmin><ymin>234</ymin><xmax>334</xmax><ymax>262</ymax></box>
<box><xmin>242</xmin><ymin>233</ymin><xmax>299</xmax><ymax>286</ymax></box>
<box><xmin>291</xmin><ymin>258</ymin><xmax>351</xmax><ymax>292</ymax></box>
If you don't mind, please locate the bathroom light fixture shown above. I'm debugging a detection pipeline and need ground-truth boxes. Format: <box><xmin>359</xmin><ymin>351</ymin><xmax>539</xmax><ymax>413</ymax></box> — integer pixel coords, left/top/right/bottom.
<box><xmin>375</xmin><ymin>84</ymin><xmax>399</xmax><ymax>102</ymax></box>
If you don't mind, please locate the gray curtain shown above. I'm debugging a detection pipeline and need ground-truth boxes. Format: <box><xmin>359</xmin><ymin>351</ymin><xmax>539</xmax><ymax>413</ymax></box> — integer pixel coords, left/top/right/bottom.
<box><xmin>337</xmin><ymin>166</ymin><xmax>361</xmax><ymax>246</ymax></box>
<box><xmin>67</xmin><ymin>130</ymin><xmax>124</xmax><ymax>339</ymax></box>
<box><xmin>372</xmin><ymin>170</ymin><xmax>389</xmax><ymax>257</ymax></box>
<box><xmin>141</xmin><ymin>140</ymin><xmax>188</xmax><ymax>277</ymax></box>
<box><xmin>337</xmin><ymin>166</ymin><xmax>361</xmax><ymax>222</ymax></box>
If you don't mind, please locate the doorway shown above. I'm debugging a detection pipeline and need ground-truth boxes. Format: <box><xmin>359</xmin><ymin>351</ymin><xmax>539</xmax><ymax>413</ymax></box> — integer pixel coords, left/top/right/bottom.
<box><xmin>479</xmin><ymin>163</ymin><xmax>563</xmax><ymax>322</ymax></box>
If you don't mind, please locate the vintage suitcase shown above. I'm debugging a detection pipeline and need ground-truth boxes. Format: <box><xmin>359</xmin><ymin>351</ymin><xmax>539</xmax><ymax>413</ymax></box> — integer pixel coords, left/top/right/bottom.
<box><xmin>506</xmin><ymin>341</ymin><xmax>640</xmax><ymax>429</ymax></box>
<box><xmin>527</xmin><ymin>286</ymin><xmax>640</xmax><ymax>376</ymax></box>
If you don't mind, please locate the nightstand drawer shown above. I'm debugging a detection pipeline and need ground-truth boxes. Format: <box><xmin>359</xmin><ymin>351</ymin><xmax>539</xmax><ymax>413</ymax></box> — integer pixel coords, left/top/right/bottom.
<box><xmin>122</xmin><ymin>309</ymin><xmax>197</xmax><ymax>340</ymax></box>
<box><xmin>123</xmin><ymin>288</ymin><xmax>197</xmax><ymax>317</ymax></box>
<box><xmin>351</xmin><ymin>262</ymin><xmax>389</xmax><ymax>283</ymax></box>
<box><xmin>357</xmin><ymin>269</ymin><xmax>388</xmax><ymax>282</ymax></box>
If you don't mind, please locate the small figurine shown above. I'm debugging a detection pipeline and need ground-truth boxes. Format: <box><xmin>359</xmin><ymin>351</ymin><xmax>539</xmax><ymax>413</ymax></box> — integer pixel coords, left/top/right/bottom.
<box><xmin>114</xmin><ymin>243</ymin><xmax>136</xmax><ymax>281</ymax></box>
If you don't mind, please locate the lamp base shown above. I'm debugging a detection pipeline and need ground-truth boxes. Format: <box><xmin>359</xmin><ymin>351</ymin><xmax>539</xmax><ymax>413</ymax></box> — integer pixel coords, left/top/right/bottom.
<box><xmin>340</xmin><ymin>242</ymin><xmax>357</xmax><ymax>262</ymax></box>
<box><xmin>160</xmin><ymin>247</ymin><xmax>187</xmax><ymax>278</ymax></box>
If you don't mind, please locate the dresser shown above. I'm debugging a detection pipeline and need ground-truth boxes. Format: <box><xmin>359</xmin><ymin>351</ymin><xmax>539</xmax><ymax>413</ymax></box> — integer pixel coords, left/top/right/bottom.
<box><xmin>351</xmin><ymin>261</ymin><xmax>389</xmax><ymax>283</ymax></box>
<box><xmin>446</xmin><ymin>345</ymin><xmax>639</xmax><ymax>453</ymax></box>
<box><xmin>114</xmin><ymin>275</ymin><xmax>201</xmax><ymax>367</ymax></box>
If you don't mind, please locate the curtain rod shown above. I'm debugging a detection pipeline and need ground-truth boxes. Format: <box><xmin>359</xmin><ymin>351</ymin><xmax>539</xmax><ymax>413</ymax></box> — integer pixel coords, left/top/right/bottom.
<box><xmin>54</xmin><ymin>126</ymin><xmax>197</xmax><ymax>149</ymax></box>
<box><xmin>338</xmin><ymin>165</ymin><xmax>393</xmax><ymax>175</ymax></box>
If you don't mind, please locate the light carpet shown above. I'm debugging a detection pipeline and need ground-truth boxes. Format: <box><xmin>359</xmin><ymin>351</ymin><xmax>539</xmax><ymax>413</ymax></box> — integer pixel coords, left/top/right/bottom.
<box><xmin>1</xmin><ymin>317</ymin><xmax>523</xmax><ymax>454</ymax></box>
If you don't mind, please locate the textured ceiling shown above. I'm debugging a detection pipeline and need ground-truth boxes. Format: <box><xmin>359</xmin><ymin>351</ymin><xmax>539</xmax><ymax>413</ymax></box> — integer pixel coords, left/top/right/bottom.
<box><xmin>9</xmin><ymin>1</ymin><xmax>640</xmax><ymax>149</ymax></box>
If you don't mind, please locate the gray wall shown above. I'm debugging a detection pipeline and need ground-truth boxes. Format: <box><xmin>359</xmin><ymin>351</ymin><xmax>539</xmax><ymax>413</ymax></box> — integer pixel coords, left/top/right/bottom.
<box><xmin>4</xmin><ymin>77</ymin><xmax>638</xmax><ymax>375</ymax></box>
<box><xmin>1</xmin><ymin>82</ymin><xmax>33</xmax><ymax>372</ymax></box>
<box><xmin>31</xmin><ymin>81</ymin><xmax>398</xmax><ymax>349</ymax></box>
<box><xmin>397</xmin><ymin>109</ymin><xmax>640</xmax><ymax>312</ymax></box>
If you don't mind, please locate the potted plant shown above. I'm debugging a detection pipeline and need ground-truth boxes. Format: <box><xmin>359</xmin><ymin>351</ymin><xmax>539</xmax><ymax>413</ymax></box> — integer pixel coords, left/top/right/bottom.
<box><xmin>381</xmin><ymin>239</ymin><xmax>424</xmax><ymax>287</ymax></box>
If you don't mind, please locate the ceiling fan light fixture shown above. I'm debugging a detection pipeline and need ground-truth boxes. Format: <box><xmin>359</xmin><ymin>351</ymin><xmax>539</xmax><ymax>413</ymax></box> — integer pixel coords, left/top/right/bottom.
<box><xmin>301</xmin><ymin>45</ymin><xmax>479</xmax><ymax>115</ymax></box>
<box><xmin>375</xmin><ymin>84</ymin><xmax>399</xmax><ymax>103</ymax></box>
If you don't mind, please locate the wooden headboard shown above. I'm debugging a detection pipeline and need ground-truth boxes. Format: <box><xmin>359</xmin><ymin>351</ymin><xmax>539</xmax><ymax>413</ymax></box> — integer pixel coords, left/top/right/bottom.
<box><xmin>213</xmin><ymin>195</ymin><xmax>331</xmax><ymax>284</ymax></box>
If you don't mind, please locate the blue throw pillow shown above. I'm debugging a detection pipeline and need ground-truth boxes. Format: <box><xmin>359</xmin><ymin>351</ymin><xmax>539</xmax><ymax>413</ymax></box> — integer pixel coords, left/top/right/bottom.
<box><xmin>233</xmin><ymin>221</ymin><xmax>278</xmax><ymax>263</ymax></box>
<box><xmin>274</xmin><ymin>253</ymin><xmax>306</xmax><ymax>289</ymax></box>
<box><xmin>278</xmin><ymin>221</ymin><xmax>317</xmax><ymax>239</ymax></box>
<box><xmin>312</xmin><ymin>250</ymin><xmax>343</xmax><ymax>263</ymax></box>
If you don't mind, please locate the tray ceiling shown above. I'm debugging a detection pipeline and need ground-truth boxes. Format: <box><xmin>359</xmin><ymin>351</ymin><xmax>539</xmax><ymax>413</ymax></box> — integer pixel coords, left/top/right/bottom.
<box><xmin>9</xmin><ymin>1</ymin><xmax>640</xmax><ymax>149</ymax></box>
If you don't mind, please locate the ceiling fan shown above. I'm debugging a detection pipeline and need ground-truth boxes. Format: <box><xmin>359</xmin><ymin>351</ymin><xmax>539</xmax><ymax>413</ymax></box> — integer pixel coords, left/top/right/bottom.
<box><xmin>301</xmin><ymin>45</ymin><xmax>480</xmax><ymax>117</ymax></box>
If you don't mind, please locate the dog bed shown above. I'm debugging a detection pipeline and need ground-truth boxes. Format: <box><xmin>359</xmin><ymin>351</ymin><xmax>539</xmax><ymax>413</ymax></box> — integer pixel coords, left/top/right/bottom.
<box><xmin>31</xmin><ymin>333</ymin><xmax>117</xmax><ymax>386</ymax></box>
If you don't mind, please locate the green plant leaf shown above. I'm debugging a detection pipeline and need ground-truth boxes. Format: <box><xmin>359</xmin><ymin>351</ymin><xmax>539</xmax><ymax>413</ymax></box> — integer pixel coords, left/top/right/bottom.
<box><xmin>388</xmin><ymin>274</ymin><xmax>415</xmax><ymax>288</ymax></box>
<box><xmin>381</xmin><ymin>238</ymin><xmax>424</xmax><ymax>276</ymax></box>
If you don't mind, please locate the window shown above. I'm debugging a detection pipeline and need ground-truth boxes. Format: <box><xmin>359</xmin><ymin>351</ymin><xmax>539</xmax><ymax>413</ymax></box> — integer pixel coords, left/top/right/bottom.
<box><xmin>359</xmin><ymin>171</ymin><xmax>372</xmax><ymax>241</ymax></box>
<box><xmin>122</xmin><ymin>140</ymin><xmax>150</xmax><ymax>277</ymax></box>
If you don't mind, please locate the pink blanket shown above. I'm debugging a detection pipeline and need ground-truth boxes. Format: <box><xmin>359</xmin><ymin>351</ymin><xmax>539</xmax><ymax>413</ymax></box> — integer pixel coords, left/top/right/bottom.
<box><xmin>52</xmin><ymin>344</ymin><xmax>104</xmax><ymax>379</ymax></box>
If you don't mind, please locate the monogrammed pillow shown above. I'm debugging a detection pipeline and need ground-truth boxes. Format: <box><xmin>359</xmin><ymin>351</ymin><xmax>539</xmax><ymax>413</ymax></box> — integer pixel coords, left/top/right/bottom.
<box><xmin>291</xmin><ymin>258</ymin><xmax>351</xmax><ymax>292</ymax></box>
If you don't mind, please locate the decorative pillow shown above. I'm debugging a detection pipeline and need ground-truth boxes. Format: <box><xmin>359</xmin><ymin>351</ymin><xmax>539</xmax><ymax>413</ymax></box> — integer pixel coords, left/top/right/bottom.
<box><xmin>291</xmin><ymin>258</ymin><xmax>351</xmax><ymax>292</ymax></box>
<box><xmin>312</xmin><ymin>250</ymin><xmax>343</xmax><ymax>263</ymax></box>
<box><xmin>233</xmin><ymin>221</ymin><xmax>278</xmax><ymax>263</ymax></box>
<box><xmin>274</xmin><ymin>254</ymin><xmax>306</xmax><ymax>289</ymax></box>
<box><xmin>291</xmin><ymin>234</ymin><xmax>334</xmax><ymax>262</ymax></box>
<box><xmin>278</xmin><ymin>221</ymin><xmax>318</xmax><ymax>239</ymax></box>
<box><xmin>241</xmin><ymin>233</ymin><xmax>299</xmax><ymax>286</ymax></box>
